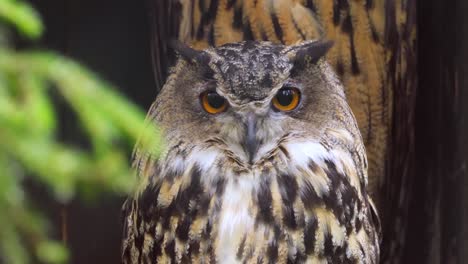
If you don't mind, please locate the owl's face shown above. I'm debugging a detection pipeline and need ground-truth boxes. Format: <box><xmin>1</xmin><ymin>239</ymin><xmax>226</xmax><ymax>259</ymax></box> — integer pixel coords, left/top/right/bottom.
<box><xmin>153</xmin><ymin>40</ymin><xmax>356</xmax><ymax>167</ymax></box>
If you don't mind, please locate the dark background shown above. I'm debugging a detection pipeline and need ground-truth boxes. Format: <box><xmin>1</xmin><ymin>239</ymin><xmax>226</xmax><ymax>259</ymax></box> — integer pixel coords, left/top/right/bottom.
<box><xmin>21</xmin><ymin>0</ymin><xmax>468</xmax><ymax>263</ymax></box>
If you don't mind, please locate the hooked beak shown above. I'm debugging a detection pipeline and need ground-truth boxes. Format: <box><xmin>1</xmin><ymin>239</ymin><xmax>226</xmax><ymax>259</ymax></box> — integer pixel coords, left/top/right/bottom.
<box><xmin>244</xmin><ymin>113</ymin><xmax>258</xmax><ymax>164</ymax></box>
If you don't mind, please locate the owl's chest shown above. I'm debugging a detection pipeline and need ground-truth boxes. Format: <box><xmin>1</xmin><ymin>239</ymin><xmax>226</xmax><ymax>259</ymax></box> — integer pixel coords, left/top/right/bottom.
<box><xmin>206</xmin><ymin>168</ymin><xmax>303</xmax><ymax>263</ymax></box>
<box><xmin>215</xmin><ymin>176</ymin><xmax>257</xmax><ymax>263</ymax></box>
<box><xmin>146</xmin><ymin>143</ymin><xmax>377</xmax><ymax>263</ymax></box>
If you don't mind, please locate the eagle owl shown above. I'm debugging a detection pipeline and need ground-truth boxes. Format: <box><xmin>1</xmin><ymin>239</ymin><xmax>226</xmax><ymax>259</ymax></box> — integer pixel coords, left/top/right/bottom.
<box><xmin>122</xmin><ymin>40</ymin><xmax>380</xmax><ymax>263</ymax></box>
<box><xmin>144</xmin><ymin>2</ymin><xmax>416</xmax><ymax>261</ymax></box>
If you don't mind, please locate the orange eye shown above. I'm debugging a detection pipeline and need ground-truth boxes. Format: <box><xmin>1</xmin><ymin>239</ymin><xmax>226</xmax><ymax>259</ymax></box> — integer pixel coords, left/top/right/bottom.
<box><xmin>200</xmin><ymin>91</ymin><xmax>228</xmax><ymax>114</ymax></box>
<box><xmin>272</xmin><ymin>87</ymin><xmax>301</xmax><ymax>112</ymax></box>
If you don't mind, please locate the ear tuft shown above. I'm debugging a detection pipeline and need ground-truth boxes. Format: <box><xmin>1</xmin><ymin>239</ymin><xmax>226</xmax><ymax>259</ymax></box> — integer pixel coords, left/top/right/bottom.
<box><xmin>285</xmin><ymin>40</ymin><xmax>334</xmax><ymax>64</ymax></box>
<box><xmin>169</xmin><ymin>40</ymin><xmax>210</xmax><ymax>64</ymax></box>
<box><xmin>169</xmin><ymin>40</ymin><xmax>216</xmax><ymax>80</ymax></box>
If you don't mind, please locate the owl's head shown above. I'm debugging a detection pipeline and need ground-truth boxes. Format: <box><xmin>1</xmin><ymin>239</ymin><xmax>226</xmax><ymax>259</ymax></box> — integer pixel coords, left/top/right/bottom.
<box><xmin>151</xmin><ymin>40</ymin><xmax>359</xmax><ymax>166</ymax></box>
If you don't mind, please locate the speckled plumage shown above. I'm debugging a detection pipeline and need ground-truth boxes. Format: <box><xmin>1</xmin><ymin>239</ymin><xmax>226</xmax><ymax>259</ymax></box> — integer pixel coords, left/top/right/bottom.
<box><xmin>122</xmin><ymin>41</ymin><xmax>380</xmax><ymax>263</ymax></box>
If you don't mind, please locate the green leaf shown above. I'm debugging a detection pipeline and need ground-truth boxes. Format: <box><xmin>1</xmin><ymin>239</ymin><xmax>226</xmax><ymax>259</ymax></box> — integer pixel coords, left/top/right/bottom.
<box><xmin>20</xmin><ymin>74</ymin><xmax>56</xmax><ymax>136</ymax></box>
<box><xmin>0</xmin><ymin>0</ymin><xmax>43</xmax><ymax>39</ymax></box>
<box><xmin>36</xmin><ymin>241</ymin><xmax>69</xmax><ymax>264</ymax></box>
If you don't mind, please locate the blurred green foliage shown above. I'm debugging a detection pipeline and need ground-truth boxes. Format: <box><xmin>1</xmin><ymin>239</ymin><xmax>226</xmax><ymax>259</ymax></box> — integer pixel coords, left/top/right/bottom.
<box><xmin>0</xmin><ymin>1</ymin><xmax>161</xmax><ymax>263</ymax></box>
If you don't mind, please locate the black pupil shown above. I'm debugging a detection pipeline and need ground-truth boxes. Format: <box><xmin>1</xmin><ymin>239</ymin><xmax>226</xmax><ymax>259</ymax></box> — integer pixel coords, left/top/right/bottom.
<box><xmin>276</xmin><ymin>88</ymin><xmax>294</xmax><ymax>106</ymax></box>
<box><xmin>207</xmin><ymin>92</ymin><xmax>225</xmax><ymax>109</ymax></box>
